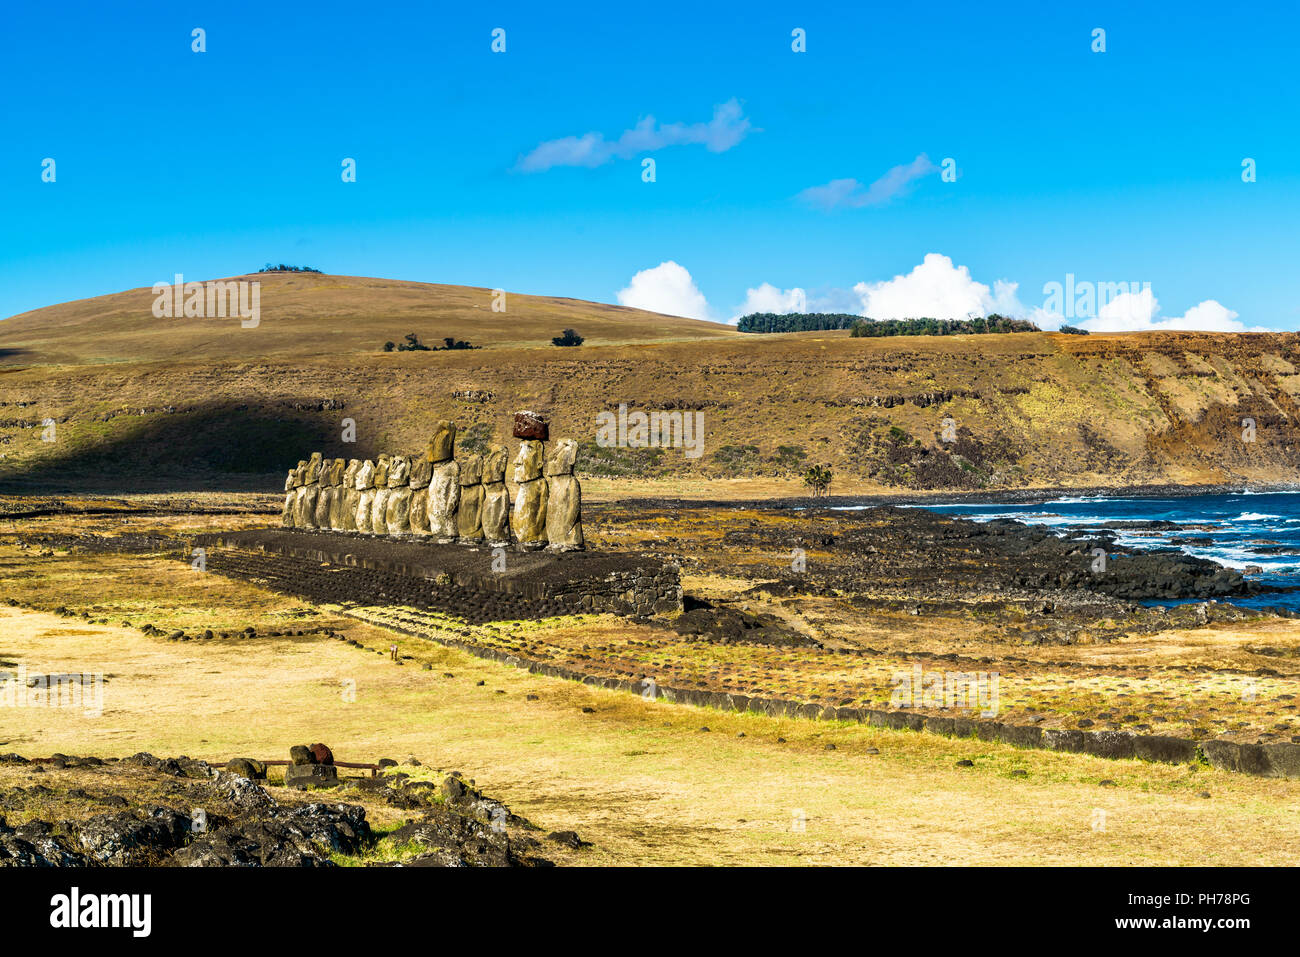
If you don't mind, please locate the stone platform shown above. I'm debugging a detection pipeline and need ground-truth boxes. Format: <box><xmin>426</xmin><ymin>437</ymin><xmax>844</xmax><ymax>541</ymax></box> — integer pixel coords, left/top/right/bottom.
<box><xmin>193</xmin><ymin>528</ymin><xmax>682</xmax><ymax>620</ymax></box>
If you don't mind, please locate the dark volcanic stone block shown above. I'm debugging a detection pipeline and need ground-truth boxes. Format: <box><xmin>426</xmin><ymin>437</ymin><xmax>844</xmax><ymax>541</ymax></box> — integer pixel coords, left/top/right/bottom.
<box><xmin>1042</xmin><ymin>728</ymin><xmax>1085</xmax><ymax>752</ymax></box>
<box><xmin>1132</xmin><ymin>735</ymin><xmax>1196</xmax><ymax>765</ymax></box>
<box><xmin>1262</xmin><ymin>743</ymin><xmax>1300</xmax><ymax>778</ymax></box>
<box><xmin>952</xmin><ymin>718</ymin><xmax>979</xmax><ymax>738</ymax></box>
<box><xmin>998</xmin><ymin>724</ymin><xmax>1043</xmax><ymax>749</ymax></box>
<box><xmin>1082</xmin><ymin>730</ymin><xmax>1136</xmax><ymax>760</ymax></box>
<box><xmin>924</xmin><ymin>716</ymin><xmax>955</xmax><ymax>737</ymax></box>
<box><xmin>284</xmin><ymin>764</ymin><xmax>339</xmax><ymax>789</ymax></box>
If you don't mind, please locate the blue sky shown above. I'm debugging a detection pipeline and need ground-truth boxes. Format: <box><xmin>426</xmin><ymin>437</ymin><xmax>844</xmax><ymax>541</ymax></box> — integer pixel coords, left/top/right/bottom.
<box><xmin>2</xmin><ymin>0</ymin><xmax>1297</xmax><ymax>330</ymax></box>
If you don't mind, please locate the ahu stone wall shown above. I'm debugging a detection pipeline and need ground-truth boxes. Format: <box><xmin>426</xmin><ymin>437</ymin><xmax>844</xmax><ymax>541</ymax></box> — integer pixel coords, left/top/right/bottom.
<box><xmin>281</xmin><ymin>411</ymin><xmax>584</xmax><ymax>552</ymax></box>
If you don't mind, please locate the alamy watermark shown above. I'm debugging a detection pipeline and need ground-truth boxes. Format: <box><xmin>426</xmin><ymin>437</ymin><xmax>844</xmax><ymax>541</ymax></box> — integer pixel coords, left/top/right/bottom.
<box><xmin>595</xmin><ymin>403</ymin><xmax>704</xmax><ymax>459</ymax></box>
<box><xmin>890</xmin><ymin>663</ymin><xmax>999</xmax><ymax>718</ymax></box>
<box><xmin>1041</xmin><ymin>274</ymin><xmax>1151</xmax><ymax>321</ymax></box>
<box><xmin>151</xmin><ymin>274</ymin><xmax>260</xmax><ymax>328</ymax></box>
<box><xmin>0</xmin><ymin>666</ymin><xmax>104</xmax><ymax>717</ymax></box>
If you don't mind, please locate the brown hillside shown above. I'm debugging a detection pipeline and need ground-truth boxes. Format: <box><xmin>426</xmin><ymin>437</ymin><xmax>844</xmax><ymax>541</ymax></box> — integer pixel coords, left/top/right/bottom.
<box><xmin>0</xmin><ymin>272</ymin><xmax>738</xmax><ymax>365</ymax></box>
<box><xmin>0</xmin><ymin>274</ymin><xmax>1298</xmax><ymax>495</ymax></box>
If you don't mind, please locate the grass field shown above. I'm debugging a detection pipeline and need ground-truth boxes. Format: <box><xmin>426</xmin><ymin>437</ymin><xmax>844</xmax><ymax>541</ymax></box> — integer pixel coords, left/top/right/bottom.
<box><xmin>3</xmin><ymin>506</ymin><xmax>1300</xmax><ymax>866</ymax></box>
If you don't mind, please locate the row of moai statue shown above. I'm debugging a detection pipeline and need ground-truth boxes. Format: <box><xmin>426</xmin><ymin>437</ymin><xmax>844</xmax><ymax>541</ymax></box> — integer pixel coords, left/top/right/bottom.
<box><xmin>280</xmin><ymin>413</ymin><xmax>583</xmax><ymax>550</ymax></box>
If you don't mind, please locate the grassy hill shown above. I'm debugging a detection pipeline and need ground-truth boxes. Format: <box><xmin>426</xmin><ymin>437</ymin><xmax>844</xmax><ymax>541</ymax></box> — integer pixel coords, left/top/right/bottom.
<box><xmin>0</xmin><ymin>272</ymin><xmax>739</xmax><ymax>365</ymax></box>
<box><xmin>1</xmin><ymin>272</ymin><xmax>1298</xmax><ymax>494</ymax></box>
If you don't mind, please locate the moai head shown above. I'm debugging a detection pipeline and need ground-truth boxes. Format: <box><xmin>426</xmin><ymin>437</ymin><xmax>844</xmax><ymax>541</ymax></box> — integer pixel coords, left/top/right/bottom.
<box><xmin>409</xmin><ymin>453</ymin><xmax>432</xmax><ymax>487</ymax></box>
<box><xmin>429</xmin><ymin>421</ymin><xmax>456</xmax><ymax>463</ymax></box>
<box><xmin>512</xmin><ymin>441</ymin><xmax>544</xmax><ymax>483</ymax></box>
<box><xmin>459</xmin><ymin>452</ymin><xmax>484</xmax><ymax>486</ymax></box>
<box><xmin>343</xmin><ymin>458</ymin><xmax>362</xmax><ymax>487</ymax></box>
<box><xmin>356</xmin><ymin>459</ymin><xmax>375</xmax><ymax>490</ymax></box>
<box><xmin>372</xmin><ymin>454</ymin><xmax>391</xmax><ymax>487</ymax></box>
<box><xmin>388</xmin><ymin>454</ymin><xmax>410</xmax><ymax>487</ymax></box>
<box><xmin>304</xmin><ymin>452</ymin><xmax>323</xmax><ymax>483</ymax></box>
<box><xmin>483</xmin><ymin>445</ymin><xmax>508</xmax><ymax>484</ymax></box>
<box><xmin>284</xmin><ymin>468</ymin><xmax>296</xmax><ymax>492</ymax></box>
<box><xmin>292</xmin><ymin>459</ymin><xmax>308</xmax><ymax>485</ymax></box>
<box><xmin>545</xmin><ymin>439</ymin><xmax>578</xmax><ymax>476</ymax></box>
<box><xmin>328</xmin><ymin>458</ymin><xmax>347</xmax><ymax>486</ymax></box>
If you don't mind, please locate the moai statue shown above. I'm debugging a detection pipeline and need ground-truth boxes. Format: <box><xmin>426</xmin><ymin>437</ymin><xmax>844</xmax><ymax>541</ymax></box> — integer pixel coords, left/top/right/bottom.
<box><xmin>315</xmin><ymin>458</ymin><xmax>341</xmax><ymax>529</ymax></box>
<box><xmin>289</xmin><ymin>460</ymin><xmax>309</xmax><ymax>528</ymax></box>
<box><xmin>326</xmin><ymin>458</ymin><xmax>350</xmax><ymax>530</ymax></box>
<box><xmin>480</xmin><ymin>445</ymin><xmax>511</xmax><ymax>547</ymax></box>
<box><xmin>385</xmin><ymin>454</ymin><xmax>412</xmax><ymax>536</ymax></box>
<box><xmin>457</xmin><ymin>453</ymin><xmax>485</xmax><ymax>543</ymax></box>
<box><xmin>369</xmin><ymin>454</ymin><xmax>392</xmax><ymax>534</ymax></box>
<box><xmin>297</xmin><ymin>452</ymin><xmax>323</xmax><ymax>529</ymax></box>
<box><xmin>510</xmin><ymin>411</ymin><xmax>549</xmax><ymax>550</ymax></box>
<box><xmin>545</xmin><ymin>439</ymin><xmax>584</xmax><ymax>551</ymax></box>
<box><xmin>427</xmin><ymin>421</ymin><xmax>460</xmax><ymax>543</ymax></box>
<box><xmin>407</xmin><ymin>452</ymin><xmax>433</xmax><ymax>535</ymax></box>
<box><xmin>282</xmin><ymin>462</ymin><xmax>304</xmax><ymax>527</ymax></box>
<box><xmin>340</xmin><ymin>459</ymin><xmax>362</xmax><ymax>531</ymax></box>
<box><xmin>354</xmin><ymin>459</ymin><xmax>377</xmax><ymax>533</ymax></box>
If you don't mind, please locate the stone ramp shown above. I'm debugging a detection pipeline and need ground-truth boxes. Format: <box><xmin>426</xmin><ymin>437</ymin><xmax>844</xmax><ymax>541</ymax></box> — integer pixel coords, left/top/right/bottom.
<box><xmin>194</xmin><ymin>528</ymin><xmax>681</xmax><ymax>619</ymax></box>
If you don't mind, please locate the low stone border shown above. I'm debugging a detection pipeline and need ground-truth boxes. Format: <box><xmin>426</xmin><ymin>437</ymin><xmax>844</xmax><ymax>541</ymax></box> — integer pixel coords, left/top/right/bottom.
<box><xmin>354</xmin><ymin>613</ymin><xmax>1300</xmax><ymax>780</ymax></box>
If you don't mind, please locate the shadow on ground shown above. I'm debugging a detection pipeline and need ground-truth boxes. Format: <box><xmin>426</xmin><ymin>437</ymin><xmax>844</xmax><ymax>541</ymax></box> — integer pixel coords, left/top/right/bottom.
<box><xmin>0</xmin><ymin>400</ymin><xmax>370</xmax><ymax>493</ymax></box>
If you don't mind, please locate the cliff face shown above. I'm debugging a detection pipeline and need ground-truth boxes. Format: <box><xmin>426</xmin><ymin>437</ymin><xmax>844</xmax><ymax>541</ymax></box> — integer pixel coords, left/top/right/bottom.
<box><xmin>0</xmin><ymin>280</ymin><xmax>1297</xmax><ymax>492</ymax></box>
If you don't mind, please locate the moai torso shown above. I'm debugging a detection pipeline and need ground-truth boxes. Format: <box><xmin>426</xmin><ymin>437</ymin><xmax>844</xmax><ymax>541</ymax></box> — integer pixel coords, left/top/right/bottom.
<box><xmin>282</xmin><ymin>463</ymin><xmax>303</xmax><ymax>527</ymax></box>
<box><xmin>299</xmin><ymin>452</ymin><xmax>324</xmax><ymax>528</ymax></box>
<box><xmin>340</xmin><ymin>459</ymin><xmax>362</xmax><ymax>531</ymax></box>
<box><xmin>457</xmin><ymin>452</ymin><xmax>485</xmax><ymax>542</ymax></box>
<box><xmin>369</xmin><ymin>454</ymin><xmax>393</xmax><ymax>533</ymax></box>
<box><xmin>325</xmin><ymin>458</ymin><xmax>349</xmax><ymax>530</ymax></box>
<box><xmin>545</xmin><ymin>439</ymin><xmax>584</xmax><ymax>550</ymax></box>
<box><xmin>355</xmin><ymin>459</ymin><xmax>377</xmax><ymax>533</ymax></box>
<box><xmin>407</xmin><ymin>454</ymin><xmax>433</xmax><ymax>535</ymax></box>
<box><xmin>510</xmin><ymin>439</ymin><xmax>548</xmax><ymax>549</ymax></box>
<box><xmin>427</xmin><ymin>422</ymin><xmax>460</xmax><ymax>542</ymax></box>
<box><xmin>480</xmin><ymin>444</ymin><xmax>511</xmax><ymax>546</ymax></box>
<box><xmin>316</xmin><ymin>458</ymin><xmax>342</xmax><ymax>529</ymax></box>
<box><xmin>385</xmin><ymin>455</ymin><xmax>412</xmax><ymax>535</ymax></box>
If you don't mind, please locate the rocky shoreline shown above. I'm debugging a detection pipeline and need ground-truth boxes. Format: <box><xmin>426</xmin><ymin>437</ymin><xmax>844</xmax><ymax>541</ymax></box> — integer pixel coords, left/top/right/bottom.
<box><xmin>615</xmin><ymin>481</ymin><xmax>1300</xmax><ymax>512</ymax></box>
<box><xmin>594</xmin><ymin>502</ymin><xmax>1294</xmax><ymax>628</ymax></box>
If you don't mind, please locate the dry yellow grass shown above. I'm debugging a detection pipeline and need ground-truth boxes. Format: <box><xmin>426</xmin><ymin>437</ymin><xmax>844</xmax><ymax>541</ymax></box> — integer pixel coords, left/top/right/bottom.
<box><xmin>0</xmin><ymin>272</ymin><xmax>738</xmax><ymax>365</ymax></box>
<box><xmin>4</xmin><ymin>597</ymin><xmax>1300</xmax><ymax>866</ymax></box>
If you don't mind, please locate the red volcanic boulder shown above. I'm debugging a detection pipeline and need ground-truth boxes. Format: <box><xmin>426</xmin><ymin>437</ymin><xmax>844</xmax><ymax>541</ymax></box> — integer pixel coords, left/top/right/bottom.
<box><xmin>308</xmin><ymin>742</ymin><xmax>334</xmax><ymax>766</ymax></box>
<box><xmin>513</xmin><ymin>410</ymin><xmax>549</xmax><ymax>441</ymax></box>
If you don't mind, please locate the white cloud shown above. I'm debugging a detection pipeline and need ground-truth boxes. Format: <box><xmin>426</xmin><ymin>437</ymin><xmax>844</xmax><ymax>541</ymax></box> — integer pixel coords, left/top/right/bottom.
<box><xmin>731</xmin><ymin>283</ymin><xmax>807</xmax><ymax>323</ymax></box>
<box><xmin>516</xmin><ymin>100</ymin><xmax>751</xmax><ymax>172</ymax></box>
<box><xmin>616</xmin><ymin>261</ymin><xmax>712</xmax><ymax>320</ymax></box>
<box><xmin>853</xmin><ymin>253</ymin><xmax>1015</xmax><ymax>319</ymax></box>
<box><xmin>615</xmin><ymin>253</ymin><xmax>1251</xmax><ymax>334</ymax></box>
<box><xmin>1080</xmin><ymin>294</ymin><xmax>1252</xmax><ymax>332</ymax></box>
<box><xmin>798</xmin><ymin>154</ymin><xmax>938</xmax><ymax>210</ymax></box>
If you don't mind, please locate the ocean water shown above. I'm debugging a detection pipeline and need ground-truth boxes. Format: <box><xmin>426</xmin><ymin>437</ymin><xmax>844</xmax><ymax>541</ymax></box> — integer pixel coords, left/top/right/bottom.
<box><xmin>912</xmin><ymin>490</ymin><xmax>1300</xmax><ymax>611</ymax></box>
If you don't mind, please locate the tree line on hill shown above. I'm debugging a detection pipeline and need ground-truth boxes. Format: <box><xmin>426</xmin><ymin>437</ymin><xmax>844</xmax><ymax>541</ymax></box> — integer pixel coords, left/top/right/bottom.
<box><xmin>736</xmin><ymin>313</ymin><xmax>859</xmax><ymax>333</ymax></box>
<box><xmin>258</xmin><ymin>264</ymin><xmax>322</xmax><ymax>273</ymax></box>
<box><xmin>848</xmin><ymin>315</ymin><xmax>1040</xmax><ymax>336</ymax></box>
<box><xmin>736</xmin><ymin>312</ymin><xmax>1043</xmax><ymax>336</ymax></box>
<box><xmin>383</xmin><ymin>333</ymin><xmax>478</xmax><ymax>352</ymax></box>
